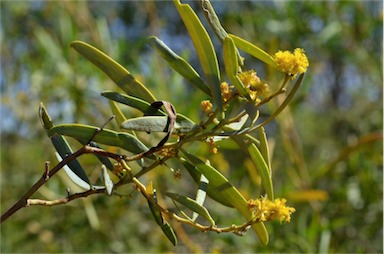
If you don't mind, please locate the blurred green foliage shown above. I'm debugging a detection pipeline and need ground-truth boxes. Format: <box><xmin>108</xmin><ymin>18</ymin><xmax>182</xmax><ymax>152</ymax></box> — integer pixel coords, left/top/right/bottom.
<box><xmin>1</xmin><ymin>1</ymin><xmax>382</xmax><ymax>253</ymax></box>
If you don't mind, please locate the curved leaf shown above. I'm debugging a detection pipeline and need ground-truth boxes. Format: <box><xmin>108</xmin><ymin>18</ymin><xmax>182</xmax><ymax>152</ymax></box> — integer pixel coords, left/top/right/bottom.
<box><xmin>47</xmin><ymin>124</ymin><xmax>151</xmax><ymax>156</ymax></box>
<box><xmin>147</xmin><ymin>36</ymin><xmax>211</xmax><ymax>96</ymax></box>
<box><xmin>160</xmin><ymin>223</ymin><xmax>177</xmax><ymax>246</ymax></box>
<box><xmin>229</xmin><ymin>34</ymin><xmax>278</xmax><ymax>69</ymax></box>
<box><xmin>192</xmin><ymin>173</ymin><xmax>209</xmax><ymax>221</ymax></box>
<box><xmin>108</xmin><ymin>100</ymin><xmax>127</xmax><ymax>128</ymax></box>
<box><xmin>181</xmin><ymin>150</ymin><xmax>269</xmax><ymax>245</ymax></box>
<box><xmin>101</xmin><ymin>165</ymin><xmax>114</xmax><ymax>195</ymax></box>
<box><xmin>174</xmin><ymin>0</ymin><xmax>222</xmax><ymax>113</ymax></box>
<box><xmin>165</xmin><ymin>192</ymin><xmax>215</xmax><ymax>225</ymax></box>
<box><xmin>102</xmin><ymin>91</ymin><xmax>163</xmax><ymax>116</ymax></box>
<box><xmin>71</xmin><ymin>40</ymin><xmax>156</xmax><ymax>102</ymax></box>
<box><xmin>55</xmin><ymin>152</ymin><xmax>91</xmax><ymax>190</ymax></box>
<box><xmin>121</xmin><ymin>116</ymin><xmax>198</xmax><ymax>134</ymax></box>
<box><xmin>180</xmin><ymin>158</ymin><xmax>233</xmax><ymax>207</ymax></box>
<box><xmin>248</xmin><ymin>143</ymin><xmax>274</xmax><ymax>201</ymax></box>
<box><xmin>146</xmin><ymin>189</ymin><xmax>177</xmax><ymax>246</ymax></box>
<box><xmin>259</xmin><ymin>127</ymin><xmax>272</xmax><ymax>176</ymax></box>
<box><xmin>223</xmin><ymin>36</ymin><xmax>249</xmax><ymax>97</ymax></box>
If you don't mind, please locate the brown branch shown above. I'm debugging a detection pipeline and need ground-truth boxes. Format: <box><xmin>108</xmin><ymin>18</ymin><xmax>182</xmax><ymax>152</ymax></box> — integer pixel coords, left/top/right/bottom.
<box><xmin>0</xmin><ymin>140</ymin><xmax>167</xmax><ymax>223</ymax></box>
<box><xmin>26</xmin><ymin>187</ymin><xmax>107</xmax><ymax>207</ymax></box>
<box><xmin>132</xmin><ymin>174</ymin><xmax>261</xmax><ymax>236</ymax></box>
<box><xmin>0</xmin><ymin>145</ymin><xmax>124</xmax><ymax>223</ymax></box>
<box><xmin>0</xmin><ymin>146</ymin><xmax>88</xmax><ymax>223</ymax></box>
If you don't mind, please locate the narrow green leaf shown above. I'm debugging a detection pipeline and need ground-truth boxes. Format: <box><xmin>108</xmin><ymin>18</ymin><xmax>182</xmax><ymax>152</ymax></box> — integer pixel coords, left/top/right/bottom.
<box><xmin>165</xmin><ymin>192</ymin><xmax>215</xmax><ymax>225</ymax></box>
<box><xmin>147</xmin><ymin>190</ymin><xmax>177</xmax><ymax>246</ymax></box>
<box><xmin>200</xmin><ymin>0</ymin><xmax>228</xmax><ymax>43</ymax></box>
<box><xmin>259</xmin><ymin>127</ymin><xmax>272</xmax><ymax>176</ymax></box>
<box><xmin>71</xmin><ymin>40</ymin><xmax>156</xmax><ymax>102</ymax></box>
<box><xmin>147</xmin><ymin>36</ymin><xmax>211</xmax><ymax>96</ymax></box>
<box><xmin>103</xmin><ymin>91</ymin><xmax>198</xmax><ymax>127</ymax></box>
<box><xmin>174</xmin><ymin>0</ymin><xmax>222</xmax><ymax>113</ymax></box>
<box><xmin>122</xmin><ymin>116</ymin><xmax>169</xmax><ymax>133</ymax></box>
<box><xmin>121</xmin><ymin>116</ymin><xmax>198</xmax><ymax>134</ymax></box>
<box><xmin>47</xmin><ymin>124</ymin><xmax>152</xmax><ymax>157</ymax></box>
<box><xmin>248</xmin><ymin>143</ymin><xmax>274</xmax><ymax>201</ymax></box>
<box><xmin>101</xmin><ymin>165</ymin><xmax>114</xmax><ymax>195</ymax></box>
<box><xmin>39</xmin><ymin>102</ymin><xmax>54</xmax><ymax>132</ymax></box>
<box><xmin>192</xmin><ymin>173</ymin><xmax>209</xmax><ymax>221</ymax></box>
<box><xmin>229</xmin><ymin>34</ymin><xmax>278</xmax><ymax>69</ymax></box>
<box><xmin>39</xmin><ymin>103</ymin><xmax>90</xmax><ymax>184</ymax></box>
<box><xmin>147</xmin><ymin>190</ymin><xmax>164</xmax><ymax>226</ymax></box>
<box><xmin>223</xmin><ymin>36</ymin><xmax>249</xmax><ymax>97</ymax></box>
<box><xmin>181</xmin><ymin>150</ymin><xmax>269</xmax><ymax>245</ymax></box>
<box><xmin>180</xmin><ymin>158</ymin><xmax>233</xmax><ymax>207</ymax></box>
<box><xmin>200</xmin><ymin>0</ymin><xmax>244</xmax><ymax>67</ymax></box>
<box><xmin>102</xmin><ymin>91</ymin><xmax>163</xmax><ymax>116</ymax></box>
<box><xmin>160</xmin><ymin>223</ymin><xmax>178</xmax><ymax>246</ymax></box>
<box><xmin>55</xmin><ymin>152</ymin><xmax>91</xmax><ymax>190</ymax></box>
<box><xmin>108</xmin><ymin>100</ymin><xmax>127</xmax><ymax>128</ymax></box>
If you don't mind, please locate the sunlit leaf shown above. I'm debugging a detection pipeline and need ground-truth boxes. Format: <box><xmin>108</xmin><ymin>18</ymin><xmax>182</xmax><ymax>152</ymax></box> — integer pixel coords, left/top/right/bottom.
<box><xmin>248</xmin><ymin>143</ymin><xmax>274</xmax><ymax>201</ymax></box>
<box><xmin>174</xmin><ymin>0</ymin><xmax>222</xmax><ymax>113</ymax></box>
<box><xmin>102</xmin><ymin>91</ymin><xmax>163</xmax><ymax>115</ymax></box>
<box><xmin>223</xmin><ymin>36</ymin><xmax>249</xmax><ymax>97</ymax></box>
<box><xmin>160</xmin><ymin>223</ymin><xmax>177</xmax><ymax>246</ymax></box>
<box><xmin>229</xmin><ymin>34</ymin><xmax>278</xmax><ymax>69</ymax></box>
<box><xmin>181</xmin><ymin>150</ymin><xmax>269</xmax><ymax>245</ymax></box>
<box><xmin>165</xmin><ymin>192</ymin><xmax>215</xmax><ymax>225</ymax></box>
<box><xmin>71</xmin><ymin>40</ymin><xmax>156</xmax><ymax>102</ymax></box>
<box><xmin>180</xmin><ymin>158</ymin><xmax>233</xmax><ymax>207</ymax></box>
<box><xmin>47</xmin><ymin>124</ymin><xmax>152</xmax><ymax>157</ymax></box>
<box><xmin>121</xmin><ymin>116</ymin><xmax>198</xmax><ymax>134</ymax></box>
<box><xmin>147</xmin><ymin>36</ymin><xmax>211</xmax><ymax>96</ymax></box>
<box><xmin>146</xmin><ymin>188</ymin><xmax>177</xmax><ymax>246</ymax></box>
<box><xmin>55</xmin><ymin>152</ymin><xmax>91</xmax><ymax>190</ymax></box>
<box><xmin>259</xmin><ymin>127</ymin><xmax>272</xmax><ymax>176</ymax></box>
<box><xmin>108</xmin><ymin>100</ymin><xmax>127</xmax><ymax>128</ymax></box>
<box><xmin>192</xmin><ymin>173</ymin><xmax>209</xmax><ymax>221</ymax></box>
<box><xmin>101</xmin><ymin>165</ymin><xmax>114</xmax><ymax>195</ymax></box>
<box><xmin>103</xmin><ymin>91</ymin><xmax>199</xmax><ymax>134</ymax></box>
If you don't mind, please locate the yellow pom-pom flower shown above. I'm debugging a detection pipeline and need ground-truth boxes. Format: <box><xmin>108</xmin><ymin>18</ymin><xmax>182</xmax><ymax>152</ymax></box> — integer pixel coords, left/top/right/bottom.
<box><xmin>274</xmin><ymin>48</ymin><xmax>309</xmax><ymax>78</ymax></box>
<box><xmin>238</xmin><ymin>70</ymin><xmax>270</xmax><ymax>102</ymax></box>
<box><xmin>201</xmin><ymin>100</ymin><xmax>213</xmax><ymax>115</ymax></box>
<box><xmin>247</xmin><ymin>197</ymin><xmax>296</xmax><ymax>223</ymax></box>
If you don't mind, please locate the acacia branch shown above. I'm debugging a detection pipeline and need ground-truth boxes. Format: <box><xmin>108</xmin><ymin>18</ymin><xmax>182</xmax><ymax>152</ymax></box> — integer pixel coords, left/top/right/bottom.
<box><xmin>0</xmin><ymin>139</ymin><xmax>170</xmax><ymax>223</ymax></box>
<box><xmin>0</xmin><ymin>146</ymin><xmax>88</xmax><ymax>223</ymax></box>
<box><xmin>0</xmin><ymin>145</ymin><xmax>124</xmax><ymax>223</ymax></box>
<box><xmin>26</xmin><ymin>187</ymin><xmax>107</xmax><ymax>207</ymax></box>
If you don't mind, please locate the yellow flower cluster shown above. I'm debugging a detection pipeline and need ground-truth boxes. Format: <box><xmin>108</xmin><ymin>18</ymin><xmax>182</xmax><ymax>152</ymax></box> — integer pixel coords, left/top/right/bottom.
<box><xmin>159</xmin><ymin>147</ymin><xmax>178</xmax><ymax>158</ymax></box>
<box><xmin>201</xmin><ymin>100</ymin><xmax>213</xmax><ymax>115</ymax></box>
<box><xmin>220</xmin><ymin>82</ymin><xmax>233</xmax><ymax>103</ymax></box>
<box><xmin>274</xmin><ymin>48</ymin><xmax>309</xmax><ymax>78</ymax></box>
<box><xmin>247</xmin><ymin>197</ymin><xmax>296</xmax><ymax>223</ymax></box>
<box><xmin>238</xmin><ymin>70</ymin><xmax>270</xmax><ymax>102</ymax></box>
<box><xmin>207</xmin><ymin>137</ymin><xmax>218</xmax><ymax>154</ymax></box>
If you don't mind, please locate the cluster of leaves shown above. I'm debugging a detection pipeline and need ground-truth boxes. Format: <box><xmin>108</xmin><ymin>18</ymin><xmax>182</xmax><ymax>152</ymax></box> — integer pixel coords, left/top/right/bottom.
<box><xmin>2</xmin><ymin>0</ymin><xmax>307</xmax><ymax>247</ymax></box>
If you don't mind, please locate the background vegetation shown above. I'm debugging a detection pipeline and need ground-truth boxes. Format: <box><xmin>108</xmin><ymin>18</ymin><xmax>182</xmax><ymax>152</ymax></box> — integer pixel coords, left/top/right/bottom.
<box><xmin>1</xmin><ymin>1</ymin><xmax>382</xmax><ymax>253</ymax></box>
